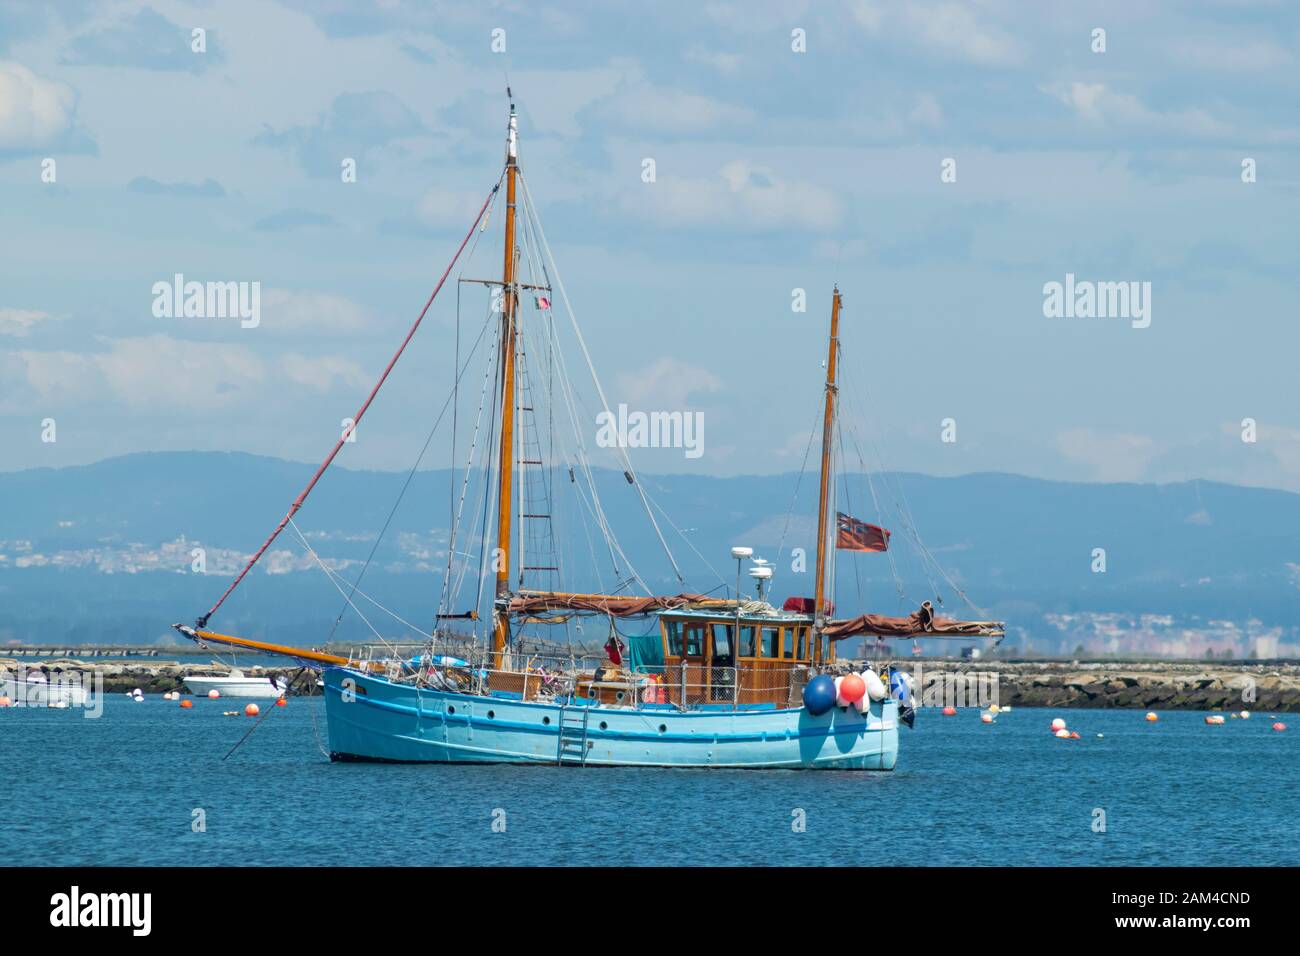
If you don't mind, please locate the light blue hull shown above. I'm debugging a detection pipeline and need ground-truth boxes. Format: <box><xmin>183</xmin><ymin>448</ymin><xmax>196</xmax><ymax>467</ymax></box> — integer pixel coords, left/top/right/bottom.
<box><xmin>323</xmin><ymin>668</ymin><xmax>898</xmax><ymax>770</ymax></box>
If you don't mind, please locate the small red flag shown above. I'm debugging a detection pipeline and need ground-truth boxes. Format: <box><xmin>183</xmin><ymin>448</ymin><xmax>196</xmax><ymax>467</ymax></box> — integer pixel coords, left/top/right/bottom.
<box><xmin>536</xmin><ymin>295</ymin><xmax>551</xmax><ymax>310</ymax></box>
<box><xmin>836</xmin><ymin>512</ymin><xmax>890</xmax><ymax>552</ymax></box>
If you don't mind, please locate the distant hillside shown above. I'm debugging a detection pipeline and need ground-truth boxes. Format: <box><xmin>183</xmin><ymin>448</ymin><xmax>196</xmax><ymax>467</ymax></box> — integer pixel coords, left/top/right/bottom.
<box><xmin>1</xmin><ymin>452</ymin><xmax>1298</xmax><ymax>654</ymax></box>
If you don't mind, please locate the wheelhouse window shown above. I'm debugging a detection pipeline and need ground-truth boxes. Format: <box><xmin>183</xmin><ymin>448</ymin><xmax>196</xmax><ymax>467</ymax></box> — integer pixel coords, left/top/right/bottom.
<box><xmin>684</xmin><ymin>622</ymin><xmax>706</xmax><ymax>657</ymax></box>
<box><xmin>709</xmin><ymin>622</ymin><xmax>733</xmax><ymax>660</ymax></box>
<box><xmin>791</xmin><ymin>626</ymin><xmax>807</xmax><ymax>659</ymax></box>
<box><xmin>665</xmin><ymin>619</ymin><xmax>683</xmax><ymax>657</ymax></box>
<box><xmin>740</xmin><ymin>625</ymin><xmax>757</xmax><ymax>658</ymax></box>
<box><xmin>761</xmin><ymin>626</ymin><xmax>780</xmax><ymax>658</ymax></box>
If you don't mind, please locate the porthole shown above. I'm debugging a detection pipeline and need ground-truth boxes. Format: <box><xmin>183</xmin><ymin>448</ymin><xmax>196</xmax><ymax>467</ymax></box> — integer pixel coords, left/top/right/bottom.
<box><xmin>658</xmin><ymin>724</ymin><xmax>667</xmax><ymax>734</ymax></box>
<box><xmin>447</xmin><ymin>705</ymin><xmax>455</xmax><ymax>715</ymax></box>
<box><xmin>487</xmin><ymin>710</ymin><xmax>495</xmax><ymax>719</ymax></box>
<box><xmin>543</xmin><ymin>716</ymin><xmax>551</xmax><ymax>725</ymax></box>
<box><xmin>615</xmin><ymin>691</ymin><xmax>625</xmax><ymax>702</ymax></box>
<box><xmin>599</xmin><ymin>721</ymin><xmax>608</xmax><ymax>730</ymax></box>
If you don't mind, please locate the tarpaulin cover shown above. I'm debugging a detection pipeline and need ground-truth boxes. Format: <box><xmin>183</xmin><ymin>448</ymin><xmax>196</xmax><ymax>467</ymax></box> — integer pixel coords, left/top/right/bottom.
<box><xmin>626</xmin><ymin>631</ymin><xmax>666</xmax><ymax>673</ymax></box>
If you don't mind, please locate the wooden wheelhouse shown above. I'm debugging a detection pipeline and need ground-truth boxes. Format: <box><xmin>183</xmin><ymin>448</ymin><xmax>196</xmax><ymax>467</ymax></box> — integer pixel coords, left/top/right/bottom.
<box><xmin>657</xmin><ymin>609</ymin><xmax>828</xmax><ymax>708</ymax></box>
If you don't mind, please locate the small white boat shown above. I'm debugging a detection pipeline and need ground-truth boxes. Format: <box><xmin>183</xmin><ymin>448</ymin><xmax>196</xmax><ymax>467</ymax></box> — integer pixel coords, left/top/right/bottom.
<box><xmin>183</xmin><ymin>669</ymin><xmax>286</xmax><ymax>699</ymax></box>
<box><xmin>1</xmin><ymin>671</ymin><xmax>89</xmax><ymax>707</ymax></box>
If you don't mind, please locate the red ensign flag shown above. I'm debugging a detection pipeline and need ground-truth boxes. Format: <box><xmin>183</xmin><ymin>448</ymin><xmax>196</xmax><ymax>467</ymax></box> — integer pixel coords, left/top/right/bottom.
<box><xmin>836</xmin><ymin>512</ymin><xmax>891</xmax><ymax>552</ymax></box>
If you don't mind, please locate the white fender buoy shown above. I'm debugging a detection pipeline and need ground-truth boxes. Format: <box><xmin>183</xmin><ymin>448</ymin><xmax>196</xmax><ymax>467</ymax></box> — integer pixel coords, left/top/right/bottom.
<box><xmin>1054</xmin><ymin>728</ymin><xmax>1071</xmax><ymax>738</ymax></box>
<box><xmin>1051</xmin><ymin>717</ymin><xmax>1067</xmax><ymax>731</ymax></box>
<box><xmin>208</xmin><ymin>689</ymin><xmax>220</xmax><ymax>699</ymax></box>
<box><xmin>863</xmin><ymin>669</ymin><xmax>887</xmax><ymax>702</ymax></box>
<box><xmin>833</xmin><ymin>675</ymin><xmax>846</xmax><ymax>708</ymax></box>
<box><xmin>980</xmin><ymin>713</ymin><xmax>994</xmax><ymax>724</ymax></box>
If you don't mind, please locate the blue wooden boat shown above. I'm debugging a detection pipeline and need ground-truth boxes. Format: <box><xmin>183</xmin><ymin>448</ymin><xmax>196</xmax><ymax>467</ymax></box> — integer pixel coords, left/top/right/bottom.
<box><xmin>174</xmin><ymin>95</ymin><xmax>1002</xmax><ymax>770</ymax></box>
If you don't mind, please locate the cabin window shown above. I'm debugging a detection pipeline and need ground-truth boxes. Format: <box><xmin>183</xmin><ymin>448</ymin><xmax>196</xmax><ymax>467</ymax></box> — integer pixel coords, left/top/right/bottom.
<box><xmin>684</xmin><ymin>623</ymin><xmax>706</xmax><ymax>657</ymax></box>
<box><xmin>761</xmin><ymin>626</ymin><xmax>780</xmax><ymax>658</ymax></box>
<box><xmin>739</xmin><ymin>625</ymin><xmax>757</xmax><ymax>658</ymax></box>
<box><xmin>665</xmin><ymin>620</ymin><xmax>684</xmax><ymax>657</ymax></box>
<box><xmin>710</xmin><ymin>622</ymin><xmax>733</xmax><ymax>660</ymax></box>
<box><xmin>792</xmin><ymin>627</ymin><xmax>807</xmax><ymax>659</ymax></box>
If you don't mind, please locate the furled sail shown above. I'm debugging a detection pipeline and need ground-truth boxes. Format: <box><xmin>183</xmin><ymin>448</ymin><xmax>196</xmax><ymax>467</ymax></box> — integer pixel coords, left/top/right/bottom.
<box><xmin>507</xmin><ymin>591</ymin><xmax>725</xmax><ymax>618</ymax></box>
<box><xmin>825</xmin><ymin>601</ymin><xmax>1004</xmax><ymax>640</ymax></box>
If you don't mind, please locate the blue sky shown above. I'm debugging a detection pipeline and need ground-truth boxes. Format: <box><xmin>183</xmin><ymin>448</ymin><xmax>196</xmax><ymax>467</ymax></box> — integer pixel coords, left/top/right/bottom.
<box><xmin>1</xmin><ymin>0</ymin><xmax>1298</xmax><ymax>492</ymax></box>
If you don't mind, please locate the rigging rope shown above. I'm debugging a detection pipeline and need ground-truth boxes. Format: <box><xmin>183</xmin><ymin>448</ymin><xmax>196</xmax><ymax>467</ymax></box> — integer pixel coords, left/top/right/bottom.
<box><xmin>196</xmin><ymin>175</ymin><xmax>504</xmax><ymax>628</ymax></box>
<box><xmin>518</xmin><ymin>170</ymin><xmax>685</xmax><ymax>585</ymax></box>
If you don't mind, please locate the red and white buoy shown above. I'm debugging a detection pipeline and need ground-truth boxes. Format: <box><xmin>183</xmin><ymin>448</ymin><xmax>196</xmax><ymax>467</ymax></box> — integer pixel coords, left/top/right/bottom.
<box><xmin>208</xmin><ymin>689</ymin><xmax>220</xmax><ymax>699</ymax></box>
<box><xmin>1050</xmin><ymin>717</ymin><xmax>1067</xmax><ymax>732</ymax></box>
<box><xmin>1272</xmin><ymin>722</ymin><xmax>1287</xmax><ymax>732</ymax></box>
<box><xmin>941</xmin><ymin>706</ymin><xmax>957</xmax><ymax>716</ymax></box>
<box><xmin>1145</xmin><ymin>712</ymin><xmax>1158</xmax><ymax>722</ymax></box>
<box><xmin>245</xmin><ymin>703</ymin><xmax>260</xmax><ymax>717</ymax></box>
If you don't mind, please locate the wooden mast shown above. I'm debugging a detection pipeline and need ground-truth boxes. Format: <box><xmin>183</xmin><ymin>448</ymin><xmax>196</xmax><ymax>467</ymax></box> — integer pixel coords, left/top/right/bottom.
<box><xmin>813</xmin><ymin>287</ymin><xmax>841</xmax><ymax>664</ymax></box>
<box><xmin>491</xmin><ymin>101</ymin><xmax>520</xmax><ymax>669</ymax></box>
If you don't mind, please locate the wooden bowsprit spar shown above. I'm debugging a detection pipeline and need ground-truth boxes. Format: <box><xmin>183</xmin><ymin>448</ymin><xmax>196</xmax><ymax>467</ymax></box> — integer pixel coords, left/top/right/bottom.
<box><xmin>170</xmin><ymin>625</ymin><xmax>371</xmax><ymax>669</ymax></box>
<box><xmin>188</xmin><ymin>178</ymin><xmax>502</xmax><ymax>634</ymax></box>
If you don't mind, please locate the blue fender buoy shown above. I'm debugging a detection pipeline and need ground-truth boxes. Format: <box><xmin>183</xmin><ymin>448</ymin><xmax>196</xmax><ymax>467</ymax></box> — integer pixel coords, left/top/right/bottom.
<box><xmin>803</xmin><ymin>674</ymin><xmax>837</xmax><ymax>716</ymax></box>
<box><xmin>889</xmin><ymin>671</ymin><xmax>912</xmax><ymax>705</ymax></box>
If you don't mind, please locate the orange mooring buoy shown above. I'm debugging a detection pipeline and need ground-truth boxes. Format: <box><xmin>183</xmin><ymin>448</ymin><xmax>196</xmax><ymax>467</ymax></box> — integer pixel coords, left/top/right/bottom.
<box><xmin>0</xmin><ymin>695</ymin><xmax>12</xmax><ymax>708</ymax></box>
<box><xmin>245</xmin><ymin>703</ymin><xmax>260</xmax><ymax>717</ymax></box>
<box><xmin>941</xmin><ymin>706</ymin><xmax>957</xmax><ymax>716</ymax></box>
<box><xmin>1273</xmin><ymin>722</ymin><xmax>1287</xmax><ymax>732</ymax></box>
<box><xmin>1145</xmin><ymin>712</ymin><xmax>1158</xmax><ymax>722</ymax></box>
<box><xmin>276</xmin><ymin>697</ymin><xmax>287</xmax><ymax>707</ymax></box>
<box><xmin>180</xmin><ymin>698</ymin><xmax>193</xmax><ymax>709</ymax></box>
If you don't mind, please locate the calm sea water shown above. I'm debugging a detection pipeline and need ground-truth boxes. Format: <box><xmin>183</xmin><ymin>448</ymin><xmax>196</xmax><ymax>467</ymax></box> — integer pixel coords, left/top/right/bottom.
<box><xmin>2</xmin><ymin>697</ymin><xmax>1295</xmax><ymax>866</ymax></box>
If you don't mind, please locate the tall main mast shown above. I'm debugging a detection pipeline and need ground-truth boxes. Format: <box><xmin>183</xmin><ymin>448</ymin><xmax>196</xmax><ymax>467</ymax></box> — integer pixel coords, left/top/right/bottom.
<box><xmin>813</xmin><ymin>287</ymin><xmax>841</xmax><ymax>664</ymax></box>
<box><xmin>492</xmin><ymin>102</ymin><xmax>520</xmax><ymax>668</ymax></box>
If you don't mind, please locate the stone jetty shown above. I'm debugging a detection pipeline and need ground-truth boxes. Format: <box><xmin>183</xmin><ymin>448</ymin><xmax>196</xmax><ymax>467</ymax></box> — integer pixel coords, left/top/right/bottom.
<box><xmin>882</xmin><ymin>659</ymin><xmax>1300</xmax><ymax>712</ymax></box>
<box><xmin>0</xmin><ymin>659</ymin><xmax>319</xmax><ymax>696</ymax></box>
<box><xmin>3</xmin><ymin>656</ymin><xmax>1297</xmax><ymax>711</ymax></box>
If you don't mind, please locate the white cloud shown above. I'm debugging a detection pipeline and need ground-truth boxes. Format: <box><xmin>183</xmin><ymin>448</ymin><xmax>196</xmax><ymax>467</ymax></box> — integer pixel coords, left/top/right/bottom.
<box><xmin>909</xmin><ymin>93</ymin><xmax>943</xmax><ymax>127</ymax></box>
<box><xmin>281</xmin><ymin>353</ymin><xmax>368</xmax><ymax>392</ymax></box>
<box><xmin>616</xmin><ymin>357</ymin><xmax>721</xmax><ymax>410</ymax></box>
<box><xmin>1056</xmin><ymin>428</ymin><xmax>1158</xmax><ymax>482</ymax></box>
<box><xmin>853</xmin><ymin>2</ymin><xmax>1020</xmax><ymax>66</ymax></box>
<box><xmin>416</xmin><ymin>186</ymin><xmax>492</xmax><ymax>230</ymax></box>
<box><xmin>260</xmin><ymin>289</ymin><xmax>373</xmax><ymax>336</ymax></box>
<box><xmin>2</xmin><ymin>334</ymin><xmax>373</xmax><ymax>419</ymax></box>
<box><xmin>625</xmin><ymin>159</ymin><xmax>841</xmax><ymax>232</ymax></box>
<box><xmin>590</xmin><ymin>83</ymin><xmax>754</xmax><ymax>135</ymax></box>
<box><xmin>1046</xmin><ymin>82</ymin><xmax>1230</xmax><ymax>137</ymax></box>
<box><xmin>94</xmin><ymin>336</ymin><xmax>266</xmax><ymax>411</ymax></box>
<box><xmin>0</xmin><ymin>61</ymin><xmax>77</xmax><ymax>150</ymax></box>
<box><xmin>0</xmin><ymin>308</ymin><xmax>55</xmax><ymax>338</ymax></box>
<box><xmin>685</xmin><ymin>47</ymin><xmax>743</xmax><ymax>76</ymax></box>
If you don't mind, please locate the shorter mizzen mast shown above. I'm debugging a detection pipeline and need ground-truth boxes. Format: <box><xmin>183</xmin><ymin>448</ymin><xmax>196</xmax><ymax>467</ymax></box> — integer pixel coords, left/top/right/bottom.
<box><xmin>812</xmin><ymin>287</ymin><xmax>842</xmax><ymax>665</ymax></box>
